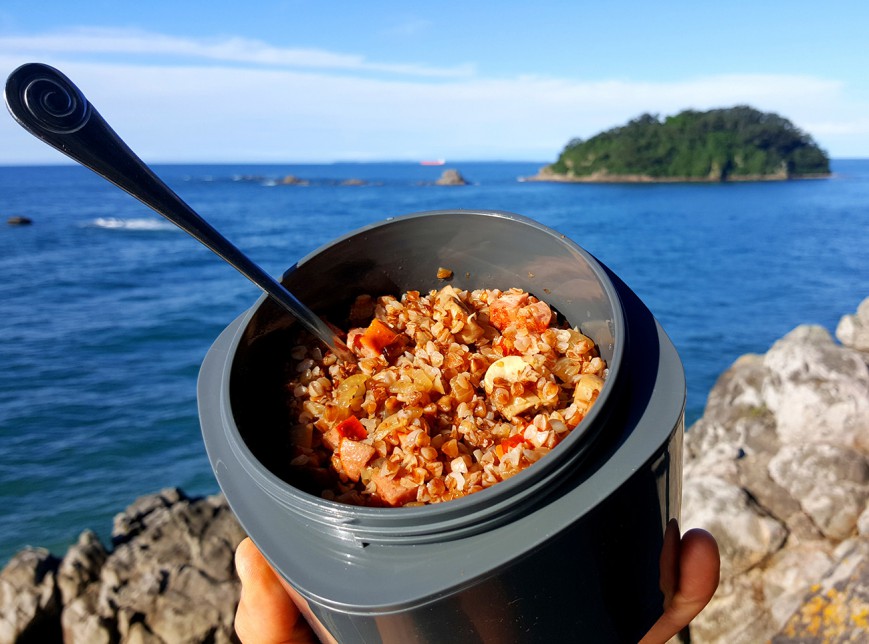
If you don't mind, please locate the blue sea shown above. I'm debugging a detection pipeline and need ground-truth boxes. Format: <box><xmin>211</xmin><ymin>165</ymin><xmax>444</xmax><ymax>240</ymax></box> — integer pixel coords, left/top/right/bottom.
<box><xmin>1</xmin><ymin>160</ymin><xmax>867</xmax><ymax>564</ymax></box>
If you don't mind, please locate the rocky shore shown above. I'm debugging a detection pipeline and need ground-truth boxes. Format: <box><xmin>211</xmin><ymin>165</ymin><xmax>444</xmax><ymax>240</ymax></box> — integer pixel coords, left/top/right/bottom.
<box><xmin>1</xmin><ymin>299</ymin><xmax>867</xmax><ymax>643</ymax></box>
<box><xmin>524</xmin><ymin>165</ymin><xmax>832</xmax><ymax>184</ymax></box>
<box><xmin>0</xmin><ymin>490</ymin><xmax>246</xmax><ymax>643</ymax></box>
<box><xmin>682</xmin><ymin>296</ymin><xmax>869</xmax><ymax>642</ymax></box>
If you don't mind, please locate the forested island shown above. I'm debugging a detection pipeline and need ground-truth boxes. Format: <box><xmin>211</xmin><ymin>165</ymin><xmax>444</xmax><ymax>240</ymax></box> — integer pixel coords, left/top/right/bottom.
<box><xmin>532</xmin><ymin>106</ymin><xmax>831</xmax><ymax>183</ymax></box>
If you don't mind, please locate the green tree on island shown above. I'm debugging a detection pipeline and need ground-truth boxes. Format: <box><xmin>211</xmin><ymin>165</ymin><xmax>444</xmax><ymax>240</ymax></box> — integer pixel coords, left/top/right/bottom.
<box><xmin>544</xmin><ymin>106</ymin><xmax>830</xmax><ymax>181</ymax></box>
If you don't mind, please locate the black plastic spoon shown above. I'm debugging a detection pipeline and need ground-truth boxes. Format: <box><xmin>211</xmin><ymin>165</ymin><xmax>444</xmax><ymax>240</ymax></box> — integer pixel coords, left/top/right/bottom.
<box><xmin>5</xmin><ymin>62</ymin><xmax>354</xmax><ymax>362</ymax></box>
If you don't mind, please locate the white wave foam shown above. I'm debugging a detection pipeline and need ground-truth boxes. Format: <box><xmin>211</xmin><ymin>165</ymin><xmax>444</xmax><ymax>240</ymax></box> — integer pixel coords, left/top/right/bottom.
<box><xmin>89</xmin><ymin>217</ymin><xmax>176</xmax><ymax>231</ymax></box>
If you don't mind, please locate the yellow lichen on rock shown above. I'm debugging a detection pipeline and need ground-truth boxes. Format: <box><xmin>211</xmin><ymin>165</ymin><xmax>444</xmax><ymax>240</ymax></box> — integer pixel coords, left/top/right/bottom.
<box><xmin>780</xmin><ymin>583</ymin><xmax>869</xmax><ymax>640</ymax></box>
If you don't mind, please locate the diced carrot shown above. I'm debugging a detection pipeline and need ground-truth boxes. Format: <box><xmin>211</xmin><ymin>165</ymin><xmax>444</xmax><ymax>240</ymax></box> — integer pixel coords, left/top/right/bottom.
<box><xmin>334</xmin><ymin>415</ymin><xmax>368</xmax><ymax>440</ymax></box>
<box><xmin>501</xmin><ymin>434</ymin><xmax>526</xmax><ymax>450</ymax></box>
<box><xmin>359</xmin><ymin>319</ymin><xmax>399</xmax><ymax>355</ymax></box>
<box><xmin>495</xmin><ymin>433</ymin><xmax>526</xmax><ymax>459</ymax></box>
<box><xmin>494</xmin><ymin>335</ymin><xmax>518</xmax><ymax>356</ymax></box>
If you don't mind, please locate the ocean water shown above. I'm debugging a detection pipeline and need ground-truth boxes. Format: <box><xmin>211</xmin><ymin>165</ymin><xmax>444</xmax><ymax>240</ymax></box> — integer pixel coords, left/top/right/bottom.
<box><xmin>1</xmin><ymin>160</ymin><xmax>867</xmax><ymax>564</ymax></box>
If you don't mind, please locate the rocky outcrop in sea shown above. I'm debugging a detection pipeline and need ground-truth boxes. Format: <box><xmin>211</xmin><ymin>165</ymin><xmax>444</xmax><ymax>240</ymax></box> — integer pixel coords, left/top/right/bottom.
<box><xmin>279</xmin><ymin>174</ymin><xmax>310</xmax><ymax>186</ymax></box>
<box><xmin>1</xmin><ymin>299</ymin><xmax>867</xmax><ymax>643</ymax></box>
<box><xmin>434</xmin><ymin>169</ymin><xmax>469</xmax><ymax>185</ymax></box>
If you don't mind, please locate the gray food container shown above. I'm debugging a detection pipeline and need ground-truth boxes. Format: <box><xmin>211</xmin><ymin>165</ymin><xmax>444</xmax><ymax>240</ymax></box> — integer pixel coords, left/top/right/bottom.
<box><xmin>198</xmin><ymin>209</ymin><xmax>685</xmax><ymax>643</ymax></box>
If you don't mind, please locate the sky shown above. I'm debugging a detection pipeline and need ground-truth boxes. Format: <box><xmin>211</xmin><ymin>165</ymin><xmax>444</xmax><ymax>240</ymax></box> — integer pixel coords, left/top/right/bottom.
<box><xmin>1</xmin><ymin>1</ymin><xmax>868</xmax><ymax>164</ymax></box>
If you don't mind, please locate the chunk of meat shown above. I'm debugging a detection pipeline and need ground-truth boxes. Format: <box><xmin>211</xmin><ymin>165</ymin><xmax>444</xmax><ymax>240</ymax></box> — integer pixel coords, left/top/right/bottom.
<box><xmin>489</xmin><ymin>291</ymin><xmax>529</xmax><ymax>331</ymax></box>
<box><xmin>338</xmin><ymin>439</ymin><xmax>376</xmax><ymax>482</ymax></box>
<box><xmin>517</xmin><ymin>300</ymin><xmax>552</xmax><ymax>333</ymax></box>
<box><xmin>489</xmin><ymin>291</ymin><xmax>551</xmax><ymax>334</ymax></box>
<box><xmin>370</xmin><ymin>472</ymin><xmax>419</xmax><ymax>506</ymax></box>
<box><xmin>321</xmin><ymin>427</ymin><xmax>341</xmax><ymax>451</ymax></box>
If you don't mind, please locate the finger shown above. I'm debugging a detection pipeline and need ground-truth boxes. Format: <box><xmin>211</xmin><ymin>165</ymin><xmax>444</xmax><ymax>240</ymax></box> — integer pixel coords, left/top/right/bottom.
<box><xmin>234</xmin><ymin>537</ymin><xmax>318</xmax><ymax>644</ymax></box>
<box><xmin>639</xmin><ymin>528</ymin><xmax>720</xmax><ymax>644</ymax></box>
<box><xmin>675</xmin><ymin>529</ymin><xmax>720</xmax><ymax>608</ymax></box>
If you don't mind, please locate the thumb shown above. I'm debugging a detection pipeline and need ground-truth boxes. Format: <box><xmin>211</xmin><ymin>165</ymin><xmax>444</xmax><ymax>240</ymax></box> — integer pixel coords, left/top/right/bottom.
<box><xmin>640</xmin><ymin>528</ymin><xmax>720</xmax><ymax>644</ymax></box>
<box><xmin>234</xmin><ymin>537</ymin><xmax>318</xmax><ymax>644</ymax></box>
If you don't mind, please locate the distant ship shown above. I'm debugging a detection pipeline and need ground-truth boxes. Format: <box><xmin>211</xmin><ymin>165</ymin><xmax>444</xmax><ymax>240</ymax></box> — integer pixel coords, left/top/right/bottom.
<box><xmin>420</xmin><ymin>159</ymin><xmax>446</xmax><ymax>166</ymax></box>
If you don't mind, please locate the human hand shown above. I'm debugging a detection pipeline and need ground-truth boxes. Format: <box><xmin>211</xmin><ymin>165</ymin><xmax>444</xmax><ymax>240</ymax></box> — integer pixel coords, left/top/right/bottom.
<box><xmin>235</xmin><ymin>527</ymin><xmax>719</xmax><ymax>643</ymax></box>
<box><xmin>234</xmin><ymin>537</ymin><xmax>320</xmax><ymax>644</ymax></box>
<box><xmin>639</xmin><ymin>525</ymin><xmax>720</xmax><ymax>643</ymax></box>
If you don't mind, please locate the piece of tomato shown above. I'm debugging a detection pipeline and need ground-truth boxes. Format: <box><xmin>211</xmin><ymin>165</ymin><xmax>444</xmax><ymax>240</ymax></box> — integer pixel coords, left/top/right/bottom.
<box><xmin>334</xmin><ymin>415</ymin><xmax>368</xmax><ymax>441</ymax></box>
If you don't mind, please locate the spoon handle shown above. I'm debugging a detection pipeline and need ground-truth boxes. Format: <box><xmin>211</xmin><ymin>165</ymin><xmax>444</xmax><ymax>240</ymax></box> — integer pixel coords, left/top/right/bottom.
<box><xmin>5</xmin><ymin>63</ymin><xmax>352</xmax><ymax>361</ymax></box>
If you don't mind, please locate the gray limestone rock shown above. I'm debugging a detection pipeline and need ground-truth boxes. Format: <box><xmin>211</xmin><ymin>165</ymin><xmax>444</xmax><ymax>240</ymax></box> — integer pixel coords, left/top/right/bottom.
<box><xmin>762</xmin><ymin>325</ymin><xmax>869</xmax><ymax>451</ymax></box>
<box><xmin>0</xmin><ymin>490</ymin><xmax>246</xmax><ymax>644</ymax></box>
<box><xmin>836</xmin><ymin>296</ymin><xmax>869</xmax><ymax>353</ymax></box>
<box><xmin>768</xmin><ymin>444</ymin><xmax>869</xmax><ymax>540</ymax></box>
<box><xmin>682</xmin><ymin>297</ymin><xmax>869</xmax><ymax>643</ymax></box>
<box><xmin>0</xmin><ymin>547</ymin><xmax>62</xmax><ymax>642</ymax></box>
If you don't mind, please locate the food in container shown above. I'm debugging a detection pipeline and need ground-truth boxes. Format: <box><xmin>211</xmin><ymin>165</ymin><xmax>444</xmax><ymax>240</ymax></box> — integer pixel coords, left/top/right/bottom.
<box><xmin>284</xmin><ymin>286</ymin><xmax>607</xmax><ymax>506</ymax></box>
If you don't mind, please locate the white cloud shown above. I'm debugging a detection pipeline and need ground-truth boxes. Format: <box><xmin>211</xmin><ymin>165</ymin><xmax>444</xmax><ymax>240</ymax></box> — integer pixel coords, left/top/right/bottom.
<box><xmin>0</xmin><ymin>28</ymin><xmax>475</xmax><ymax>78</ymax></box>
<box><xmin>1</xmin><ymin>31</ymin><xmax>866</xmax><ymax>163</ymax></box>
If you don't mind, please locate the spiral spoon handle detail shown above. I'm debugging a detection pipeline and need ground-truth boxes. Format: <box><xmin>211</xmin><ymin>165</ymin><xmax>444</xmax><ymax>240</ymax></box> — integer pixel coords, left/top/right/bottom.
<box><xmin>4</xmin><ymin>63</ymin><xmax>353</xmax><ymax>362</ymax></box>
